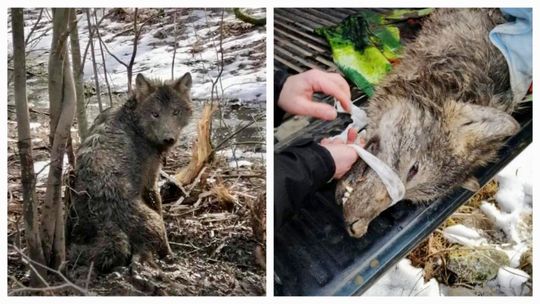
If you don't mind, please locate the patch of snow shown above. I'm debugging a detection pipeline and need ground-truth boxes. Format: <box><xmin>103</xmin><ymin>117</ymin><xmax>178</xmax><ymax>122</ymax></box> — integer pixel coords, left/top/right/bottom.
<box><xmin>495</xmin><ymin>175</ymin><xmax>526</xmax><ymax>213</ymax></box>
<box><xmin>29</xmin><ymin>122</ymin><xmax>41</xmax><ymax>130</ymax></box>
<box><xmin>363</xmin><ymin>259</ymin><xmax>441</xmax><ymax>296</ymax></box>
<box><xmin>10</xmin><ymin>8</ymin><xmax>266</xmax><ymax>103</ymax></box>
<box><xmin>33</xmin><ymin>160</ymin><xmax>50</xmax><ymax>182</ymax></box>
<box><xmin>228</xmin><ymin>160</ymin><xmax>253</xmax><ymax>168</ymax></box>
<box><xmin>33</xmin><ymin>154</ymin><xmax>69</xmax><ymax>185</ymax></box>
<box><xmin>217</xmin><ymin>148</ymin><xmax>265</xmax><ymax>169</ymax></box>
<box><xmin>480</xmin><ymin>202</ymin><xmax>522</xmax><ymax>245</ymax></box>
<box><xmin>217</xmin><ymin>149</ymin><xmax>265</xmax><ymax>160</ymax></box>
<box><xmin>498</xmin><ymin>242</ymin><xmax>529</xmax><ymax>268</ymax></box>
<box><xmin>479</xmin><ymin>146</ymin><xmax>532</xmax><ymax>267</ymax></box>
<box><xmin>442</xmin><ymin>224</ymin><xmax>487</xmax><ymax>247</ymax></box>
<box><xmin>491</xmin><ymin>266</ymin><xmax>530</xmax><ymax>296</ymax></box>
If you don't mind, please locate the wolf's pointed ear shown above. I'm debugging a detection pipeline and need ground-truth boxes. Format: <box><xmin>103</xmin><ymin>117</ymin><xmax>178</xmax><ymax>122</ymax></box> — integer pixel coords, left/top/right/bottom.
<box><xmin>134</xmin><ymin>74</ymin><xmax>154</xmax><ymax>100</ymax></box>
<box><xmin>173</xmin><ymin>72</ymin><xmax>192</xmax><ymax>93</ymax></box>
<box><xmin>461</xmin><ymin>177</ymin><xmax>480</xmax><ymax>192</ymax></box>
<box><xmin>445</xmin><ymin>102</ymin><xmax>519</xmax><ymax>157</ymax></box>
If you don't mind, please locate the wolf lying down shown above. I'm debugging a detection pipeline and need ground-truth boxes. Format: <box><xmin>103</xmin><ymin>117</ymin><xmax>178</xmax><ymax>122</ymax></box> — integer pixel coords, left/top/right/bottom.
<box><xmin>337</xmin><ymin>8</ymin><xmax>522</xmax><ymax>238</ymax></box>
<box><xmin>67</xmin><ymin>73</ymin><xmax>193</xmax><ymax>272</ymax></box>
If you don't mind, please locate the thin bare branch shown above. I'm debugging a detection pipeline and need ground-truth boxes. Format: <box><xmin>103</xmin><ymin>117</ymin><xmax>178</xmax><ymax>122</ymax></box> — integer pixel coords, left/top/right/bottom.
<box><xmin>215</xmin><ymin>114</ymin><xmax>264</xmax><ymax>151</ymax></box>
<box><xmin>10</xmin><ymin>245</ymin><xmax>90</xmax><ymax>296</ymax></box>
<box><xmin>24</xmin><ymin>8</ymin><xmax>44</xmax><ymax>46</ymax></box>
<box><xmin>210</xmin><ymin>9</ymin><xmax>226</xmax><ymax>103</ymax></box>
<box><xmin>80</xmin><ymin>9</ymin><xmax>113</xmax><ymax>72</ymax></box>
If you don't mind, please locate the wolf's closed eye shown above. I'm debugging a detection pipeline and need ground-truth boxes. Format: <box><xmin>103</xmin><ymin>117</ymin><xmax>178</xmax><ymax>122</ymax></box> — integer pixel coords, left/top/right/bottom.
<box><xmin>407</xmin><ymin>161</ymin><xmax>419</xmax><ymax>182</ymax></box>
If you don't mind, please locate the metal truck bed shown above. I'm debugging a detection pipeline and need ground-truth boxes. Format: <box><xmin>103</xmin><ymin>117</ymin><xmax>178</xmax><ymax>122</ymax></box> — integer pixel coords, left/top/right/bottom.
<box><xmin>273</xmin><ymin>8</ymin><xmax>533</xmax><ymax>296</ymax></box>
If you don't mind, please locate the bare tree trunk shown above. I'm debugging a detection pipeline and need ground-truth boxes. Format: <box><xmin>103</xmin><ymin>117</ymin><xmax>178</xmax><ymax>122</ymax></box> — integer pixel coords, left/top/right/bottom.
<box><xmin>41</xmin><ymin>8</ymin><xmax>76</xmax><ymax>270</ymax></box>
<box><xmin>93</xmin><ymin>10</ymin><xmax>113</xmax><ymax>107</ymax></box>
<box><xmin>85</xmin><ymin>8</ymin><xmax>102</xmax><ymax>112</ymax></box>
<box><xmin>69</xmin><ymin>10</ymin><xmax>88</xmax><ymax>142</ymax></box>
<box><xmin>11</xmin><ymin>8</ymin><xmax>47</xmax><ymax>287</ymax></box>
<box><xmin>47</xmin><ymin>12</ymin><xmax>65</xmax><ymax>145</ymax></box>
<box><xmin>171</xmin><ymin>9</ymin><xmax>178</xmax><ymax>79</ymax></box>
<box><xmin>126</xmin><ymin>8</ymin><xmax>140</xmax><ymax>93</ymax></box>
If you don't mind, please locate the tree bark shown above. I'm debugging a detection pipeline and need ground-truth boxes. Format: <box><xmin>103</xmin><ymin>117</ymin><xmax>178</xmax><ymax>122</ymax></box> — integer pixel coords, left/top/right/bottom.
<box><xmin>126</xmin><ymin>8</ymin><xmax>140</xmax><ymax>93</ymax></box>
<box><xmin>86</xmin><ymin>8</ymin><xmax>103</xmax><ymax>112</ymax></box>
<box><xmin>11</xmin><ymin>8</ymin><xmax>47</xmax><ymax>287</ymax></box>
<box><xmin>69</xmin><ymin>10</ymin><xmax>88</xmax><ymax>142</ymax></box>
<box><xmin>41</xmin><ymin>8</ymin><xmax>76</xmax><ymax>269</ymax></box>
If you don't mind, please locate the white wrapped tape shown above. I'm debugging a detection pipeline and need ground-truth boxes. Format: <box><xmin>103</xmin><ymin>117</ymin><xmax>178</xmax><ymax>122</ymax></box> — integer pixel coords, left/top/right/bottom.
<box><xmin>332</xmin><ymin>100</ymin><xmax>406</xmax><ymax>206</ymax></box>
<box><xmin>347</xmin><ymin>144</ymin><xmax>406</xmax><ymax>206</ymax></box>
<box><xmin>333</xmin><ymin>100</ymin><xmax>368</xmax><ymax>143</ymax></box>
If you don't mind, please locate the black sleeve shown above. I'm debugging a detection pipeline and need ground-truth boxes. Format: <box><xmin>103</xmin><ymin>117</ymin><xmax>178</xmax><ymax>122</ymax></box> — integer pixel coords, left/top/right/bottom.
<box><xmin>274</xmin><ymin>69</ymin><xmax>289</xmax><ymax>127</ymax></box>
<box><xmin>274</xmin><ymin>139</ymin><xmax>335</xmax><ymax>229</ymax></box>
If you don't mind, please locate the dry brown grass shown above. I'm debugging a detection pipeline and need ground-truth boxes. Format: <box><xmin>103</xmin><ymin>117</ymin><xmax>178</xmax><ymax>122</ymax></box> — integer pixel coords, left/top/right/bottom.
<box><xmin>408</xmin><ymin>180</ymin><xmax>499</xmax><ymax>284</ymax></box>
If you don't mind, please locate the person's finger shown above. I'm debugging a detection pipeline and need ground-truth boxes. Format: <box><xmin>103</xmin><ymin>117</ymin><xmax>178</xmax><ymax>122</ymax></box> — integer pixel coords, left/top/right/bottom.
<box><xmin>346</xmin><ymin>127</ymin><xmax>358</xmax><ymax>144</ymax></box>
<box><xmin>307</xmin><ymin>73</ymin><xmax>351</xmax><ymax>113</ymax></box>
<box><xmin>358</xmin><ymin>137</ymin><xmax>366</xmax><ymax>147</ymax></box>
<box><xmin>332</xmin><ymin>138</ymin><xmax>345</xmax><ymax>145</ymax></box>
<box><xmin>299</xmin><ymin>98</ymin><xmax>337</xmax><ymax>120</ymax></box>
<box><xmin>320</xmin><ymin>138</ymin><xmax>331</xmax><ymax>145</ymax></box>
<box><xmin>327</xmin><ymin>73</ymin><xmax>352</xmax><ymax>112</ymax></box>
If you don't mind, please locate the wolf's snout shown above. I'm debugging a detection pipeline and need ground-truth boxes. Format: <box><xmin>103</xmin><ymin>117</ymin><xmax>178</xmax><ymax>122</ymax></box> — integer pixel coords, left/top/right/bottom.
<box><xmin>346</xmin><ymin>219</ymin><xmax>367</xmax><ymax>237</ymax></box>
<box><xmin>163</xmin><ymin>137</ymin><xmax>175</xmax><ymax>145</ymax></box>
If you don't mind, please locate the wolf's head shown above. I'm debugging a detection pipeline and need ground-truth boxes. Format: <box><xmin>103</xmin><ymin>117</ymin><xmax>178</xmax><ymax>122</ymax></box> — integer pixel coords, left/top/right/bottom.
<box><xmin>339</xmin><ymin>97</ymin><xmax>519</xmax><ymax>237</ymax></box>
<box><xmin>128</xmin><ymin>73</ymin><xmax>193</xmax><ymax>150</ymax></box>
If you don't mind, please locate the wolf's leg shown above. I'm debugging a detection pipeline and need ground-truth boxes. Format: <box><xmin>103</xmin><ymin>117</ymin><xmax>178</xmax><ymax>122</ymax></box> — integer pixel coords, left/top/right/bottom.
<box><xmin>130</xmin><ymin>203</ymin><xmax>173</xmax><ymax>259</ymax></box>
<box><xmin>142</xmin><ymin>187</ymin><xmax>162</xmax><ymax>214</ymax></box>
<box><xmin>90</xmin><ymin>223</ymin><xmax>131</xmax><ymax>272</ymax></box>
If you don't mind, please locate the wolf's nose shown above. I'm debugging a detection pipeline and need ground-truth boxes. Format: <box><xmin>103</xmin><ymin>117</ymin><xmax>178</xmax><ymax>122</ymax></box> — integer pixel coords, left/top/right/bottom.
<box><xmin>346</xmin><ymin>219</ymin><xmax>367</xmax><ymax>238</ymax></box>
<box><xmin>163</xmin><ymin>137</ymin><xmax>175</xmax><ymax>145</ymax></box>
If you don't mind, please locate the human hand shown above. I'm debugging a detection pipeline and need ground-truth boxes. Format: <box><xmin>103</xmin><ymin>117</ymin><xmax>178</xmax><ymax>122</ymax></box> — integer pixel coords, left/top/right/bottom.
<box><xmin>278</xmin><ymin>69</ymin><xmax>351</xmax><ymax>120</ymax></box>
<box><xmin>320</xmin><ymin>128</ymin><xmax>365</xmax><ymax>179</ymax></box>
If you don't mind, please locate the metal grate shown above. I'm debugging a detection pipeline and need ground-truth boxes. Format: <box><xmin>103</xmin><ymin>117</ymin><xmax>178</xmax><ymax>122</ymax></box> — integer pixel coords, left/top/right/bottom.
<box><xmin>274</xmin><ymin>8</ymin><xmax>368</xmax><ymax>147</ymax></box>
<box><xmin>274</xmin><ymin>8</ymin><xmax>367</xmax><ymax>92</ymax></box>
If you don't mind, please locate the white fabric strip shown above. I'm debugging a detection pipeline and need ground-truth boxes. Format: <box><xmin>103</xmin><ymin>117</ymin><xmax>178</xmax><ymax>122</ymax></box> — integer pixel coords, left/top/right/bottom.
<box><xmin>347</xmin><ymin>144</ymin><xmax>405</xmax><ymax>206</ymax></box>
<box><xmin>333</xmin><ymin>100</ymin><xmax>368</xmax><ymax>142</ymax></box>
<box><xmin>332</xmin><ymin>100</ymin><xmax>406</xmax><ymax>206</ymax></box>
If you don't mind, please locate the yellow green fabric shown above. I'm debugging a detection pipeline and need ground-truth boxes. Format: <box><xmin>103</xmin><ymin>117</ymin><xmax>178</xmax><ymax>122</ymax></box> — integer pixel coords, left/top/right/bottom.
<box><xmin>316</xmin><ymin>9</ymin><xmax>432</xmax><ymax>97</ymax></box>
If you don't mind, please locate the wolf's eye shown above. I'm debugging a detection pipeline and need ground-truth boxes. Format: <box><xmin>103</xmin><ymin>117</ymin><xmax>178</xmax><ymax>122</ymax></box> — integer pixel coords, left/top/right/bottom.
<box><xmin>407</xmin><ymin>161</ymin><xmax>419</xmax><ymax>182</ymax></box>
<box><xmin>173</xmin><ymin>109</ymin><xmax>180</xmax><ymax>116</ymax></box>
<box><xmin>151</xmin><ymin>112</ymin><xmax>159</xmax><ymax>118</ymax></box>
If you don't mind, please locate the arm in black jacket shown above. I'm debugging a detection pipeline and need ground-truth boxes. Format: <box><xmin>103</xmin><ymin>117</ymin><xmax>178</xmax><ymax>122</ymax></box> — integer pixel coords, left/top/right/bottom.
<box><xmin>274</xmin><ymin>69</ymin><xmax>337</xmax><ymax>229</ymax></box>
<box><xmin>274</xmin><ymin>139</ymin><xmax>335</xmax><ymax>229</ymax></box>
<box><xmin>274</xmin><ymin>69</ymin><xmax>289</xmax><ymax>127</ymax></box>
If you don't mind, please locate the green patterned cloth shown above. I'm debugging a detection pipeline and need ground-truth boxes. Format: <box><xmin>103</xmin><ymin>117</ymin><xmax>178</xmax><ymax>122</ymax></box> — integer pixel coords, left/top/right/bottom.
<box><xmin>316</xmin><ymin>9</ymin><xmax>432</xmax><ymax>97</ymax></box>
